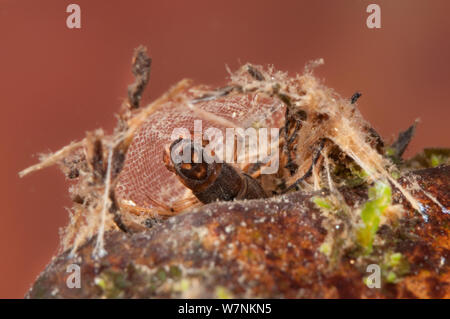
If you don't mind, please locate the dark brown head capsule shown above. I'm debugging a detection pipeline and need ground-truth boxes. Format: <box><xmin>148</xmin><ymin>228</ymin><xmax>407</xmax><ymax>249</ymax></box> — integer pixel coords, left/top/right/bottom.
<box><xmin>163</xmin><ymin>138</ymin><xmax>266</xmax><ymax>204</ymax></box>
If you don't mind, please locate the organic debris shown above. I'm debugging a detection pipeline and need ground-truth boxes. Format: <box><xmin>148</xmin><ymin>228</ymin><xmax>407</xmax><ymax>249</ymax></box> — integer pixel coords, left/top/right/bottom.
<box><xmin>19</xmin><ymin>49</ymin><xmax>447</xmax><ymax>263</ymax></box>
<box><xmin>386</xmin><ymin>121</ymin><xmax>418</xmax><ymax>163</ymax></box>
<box><xmin>124</xmin><ymin>45</ymin><xmax>152</xmax><ymax>110</ymax></box>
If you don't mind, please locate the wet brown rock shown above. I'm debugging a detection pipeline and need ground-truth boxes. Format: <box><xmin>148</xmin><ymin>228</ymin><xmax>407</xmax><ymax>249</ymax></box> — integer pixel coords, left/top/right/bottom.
<box><xmin>27</xmin><ymin>166</ymin><xmax>449</xmax><ymax>299</ymax></box>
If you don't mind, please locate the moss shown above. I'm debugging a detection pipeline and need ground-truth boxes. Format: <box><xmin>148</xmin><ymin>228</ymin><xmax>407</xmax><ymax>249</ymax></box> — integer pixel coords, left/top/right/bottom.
<box><xmin>381</xmin><ymin>251</ymin><xmax>410</xmax><ymax>283</ymax></box>
<box><xmin>92</xmin><ymin>263</ymin><xmax>188</xmax><ymax>298</ymax></box>
<box><xmin>385</xmin><ymin>147</ymin><xmax>396</xmax><ymax>158</ymax></box>
<box><xmin>311</xmin><ymin>194</ymin><xmax>348</xmax><ymax>214</ymax></box>
<box><xmin>319</xmin><ymin>242</ymin><xmax>331</xmax><ymax>256</ymax></box>
<box><xmin>356</xmin><ymin>182</ymin><xmax>392</xmax><ymax>254</ymax></box>
<box><xmin>157</xmin><ymin>268</ymin><xmax>167</xmax><ymax>281</ymax></box>
<box><xmin>312</xmin><ymin>194</ymin><xmax>352</xmax><ymax>263</ymax></box>
<box><xmin>94</xmin><ymin>270</ymin><xmax>131</xmax><ymax>298</ymax></box>
<box><xmin>386</xmin><ymin>147</ymin><xmax>403</xmax><ymax>165</ymax></box>
<box><xmin>169</xmin><ymin>265</ymin><xmax>182</xmax><ymax>279</ymax></box>
<box><xmin>404</xmin><ymin>148</ymin><xmax>450</xmax><ymax>170</ymax></box>
<box><xmin>362</xmin><ymin>276</ymin><xmax>370</xmax><ymax>287</ymax></box>
<box><xmin>332</xmin><ymin>161</ymin><xmax>368</xmax><ymax>188</ymax></box>
<box><xmin>387</xmin><ymin>252</ymin><xmax>403</xmax><ymax>268</ymax></box>
<box><xmin>391</xmin><ymin>170</ymin><xmax>401</xmax><ymax>180</ymax></box>
<box><xmin>215</xmin><ymin>286</ymin><xmax>233</xmax><ymax>299</ymax></box>
<box><xmin>386</xmin><ymin>271</ymin><xmax>397</xmax><ymax>283</ymax></box>
<box><xmin>431</xmin><ymin>154</ymin><xmax>446</xmax><ymax>167</ymax></box>
<box><xmin>312</xmin><ymin>196</ymin><xmax>332</xmax><ymax>210</ymax></box>
<box><xmin>350</xmin><ymin>164</ymin><xmax>368</xmax><ymax>180</ymax></box>
<box><xmin>173</xmin><ymin>278</ymin><xmax>191</xmax><ymax>293</ymax></box>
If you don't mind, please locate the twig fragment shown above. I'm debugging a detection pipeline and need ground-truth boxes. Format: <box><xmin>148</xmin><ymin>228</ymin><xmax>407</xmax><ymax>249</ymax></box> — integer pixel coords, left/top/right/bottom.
<box><xmin>127</xmin><ymin>46</ymin><xmax>152</xmax><ymax>109</ymax></box>
<box><xmin>350</xmin><ymin>92</ymin><xmax>362</xmax><ymax>104</ymax></box>
<box><xmin>283</xmin><ymin>140</ymin><xmax>326</xmax><ymax>193</ymax></box>
<box><xmin>389</xmin><ymin>121</ymin><xmax>418</xmax><ymax>159</ymax></box>
<box><xmin>19</xmin><ymin>141</ymin><xmax>84</xmax><ymax>178</ymax></box>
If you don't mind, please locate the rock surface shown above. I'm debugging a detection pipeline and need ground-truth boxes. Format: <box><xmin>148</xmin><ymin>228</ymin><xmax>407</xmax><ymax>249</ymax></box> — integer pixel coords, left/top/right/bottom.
<box><xmin>27</xmin><ymin>166</ymin><xmax>449</xmax><ymax>298</ymax></box>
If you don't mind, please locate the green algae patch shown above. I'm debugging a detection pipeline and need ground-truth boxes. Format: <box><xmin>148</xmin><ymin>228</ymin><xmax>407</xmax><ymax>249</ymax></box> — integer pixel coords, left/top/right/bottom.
<box><xmin>332</xmin><ymin>161</ymin><xmax>368</xmax><ymax>188</ymax></box>
<box><xmin>319</xmin><ymin>242</ymin><xmax>332</xmax><ymax>256</ymax></box>
<box><xmin>215</xmin><ymin>286</ymin><xmax>233</xmax><ymax>299</ymax></box>
<box><xmin>312</xmin><ymin>196</ymin><xmax>333</xmax><ymax>210</ymax></box>
<box><xmin>357</xmin><ymin>182</ymin><xmax>392</xmax><ymax>254</ymax></box>
<box><xmin>405</xmin><ymin>148</ymin><xmax>450</xmax><ymax>170</ymax></box>
<box><xmin>382</xmin><ymin>251</ymin><xmax>410</xmax><ymax>283</ymax></box>
<box><xmin>94</xmin><ymin>269</ymin><xmax>132</xmax><ymax>299</ymax></box>
<box><xmin>93</xmin><ymin>263</ymin><xmax>188</xmax><ymax>298</ymax></box>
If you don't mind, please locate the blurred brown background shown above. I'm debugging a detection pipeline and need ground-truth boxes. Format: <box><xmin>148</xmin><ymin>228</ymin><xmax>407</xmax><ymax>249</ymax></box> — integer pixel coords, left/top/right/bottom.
<box><xmin>0</xmin><ymin>0</ymin><xmax>449</xmax><ymax>298</ymax></box>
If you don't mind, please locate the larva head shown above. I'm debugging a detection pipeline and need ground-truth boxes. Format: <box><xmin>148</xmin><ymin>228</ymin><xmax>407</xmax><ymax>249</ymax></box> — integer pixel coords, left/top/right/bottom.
<box><xmin>164</xmin><ymin>138</ymin><xmax>217</xmax><ymax>190</ymax></box>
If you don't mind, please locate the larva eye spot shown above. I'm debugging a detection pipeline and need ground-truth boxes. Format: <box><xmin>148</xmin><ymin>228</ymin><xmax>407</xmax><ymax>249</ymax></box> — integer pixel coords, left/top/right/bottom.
<box><xmin>179</xmin><ymin>163</ymin><xmax>208</xmax><ymax>180</ymax></box>
<box><xmin>166</xmin><ymin>139</ymin><xmax>214</xmax><ymax>190</ymax></box>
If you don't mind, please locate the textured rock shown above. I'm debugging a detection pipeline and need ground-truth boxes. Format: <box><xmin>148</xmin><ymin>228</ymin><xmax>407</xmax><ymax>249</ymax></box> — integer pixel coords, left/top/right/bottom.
<box><xmin>27</xmin><ymin>166</ymin><xmax>449</xmax><ymax>299</ymax></box>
